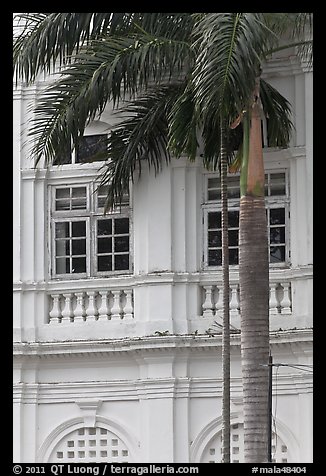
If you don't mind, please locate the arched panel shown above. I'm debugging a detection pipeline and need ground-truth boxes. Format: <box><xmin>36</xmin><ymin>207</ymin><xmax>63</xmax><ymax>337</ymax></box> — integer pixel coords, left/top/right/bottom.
<box><xmin>190</xmin><ymin>413</ymin><xmax>298</xmax><ymax>463</ymax></box>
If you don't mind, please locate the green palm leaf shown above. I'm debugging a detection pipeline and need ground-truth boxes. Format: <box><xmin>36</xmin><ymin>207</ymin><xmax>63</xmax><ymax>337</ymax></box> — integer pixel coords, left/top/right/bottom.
<box><xmin>27</xmin><ymin>33</ymin><xmax>192</xmax><ymax>165</ymax></box>
<box><xmin>260</xmin><ymin>79</ymin><xmax>294</xmax><ymax>147</ymax></box>
<box><xmin>13</xmin><ymin>13</ymin><xmax>195</xmax><ymax>85</ymax></box>
<box><xmin>191</xmin><ymin>13</ymin><xmax>277</xmax><ymax>120</ymax></box>
<box><xmin>98</xmin><ymin>84</ymin><xmax>182</xmax><ymax>211</ymax></box>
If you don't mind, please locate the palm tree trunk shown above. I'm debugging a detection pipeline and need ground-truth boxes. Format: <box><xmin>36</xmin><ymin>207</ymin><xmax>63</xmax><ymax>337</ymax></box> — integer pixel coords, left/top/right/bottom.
<box><xmin>239</xmin><ymin>82</ymin><xmax>270</xmax><ymax>463</ymax></box>
<box><xmin>221</xmin><ymin>120</ymin><xmax>230</xmax><ymax>463</ymax></box>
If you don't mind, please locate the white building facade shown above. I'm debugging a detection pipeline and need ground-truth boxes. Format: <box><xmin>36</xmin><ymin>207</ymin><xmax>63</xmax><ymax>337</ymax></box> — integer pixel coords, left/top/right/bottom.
<box><xmin>13</xmin><ymin>49</ymin><xmax>313</xmax><ymax>463</ymax></box>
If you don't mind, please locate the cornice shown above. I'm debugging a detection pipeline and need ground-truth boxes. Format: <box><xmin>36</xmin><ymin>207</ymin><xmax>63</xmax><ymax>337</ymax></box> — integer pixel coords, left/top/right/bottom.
<box><xmin>13</xmin><ymin>372</ymin><xmax>312</xmax><ymax>405</ymax></box>
<box><xmin>261</xmin><ymin>54</ymin><xmax>309</xmax><ymax>78</ymax></box>
<box><xmin>13</xmin><ymin>263</ymin><xmax>312</xmax><ymax>293</ymax></box>
<box><xmin>13</xmin><ymin>329</ymin><xmax>312</xmax><ymax>360</ymax></box>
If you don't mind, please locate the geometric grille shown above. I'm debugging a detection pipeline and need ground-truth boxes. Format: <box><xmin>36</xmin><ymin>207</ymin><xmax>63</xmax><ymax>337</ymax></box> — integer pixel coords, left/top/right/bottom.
<box><xmin>49</xmin><ymin>427</ymin><xmax>130</xmax><ymax>463</ymax></box>
<box><xmin>201</xmin><ymin>423</ymin><xmax>289</xmax><ymax>463</ymax></box>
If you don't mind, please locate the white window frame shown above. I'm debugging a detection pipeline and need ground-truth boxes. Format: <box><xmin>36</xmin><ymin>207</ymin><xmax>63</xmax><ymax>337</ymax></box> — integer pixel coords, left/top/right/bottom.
<box><xmin>202</xmin><ymin>168</ymin><xmax>290</xmax><ymax>270</ymax></box>
<box><xmin>49</xmin><ymin>181</ymin><xmax>132</xmax><ymax>279</ymax></box>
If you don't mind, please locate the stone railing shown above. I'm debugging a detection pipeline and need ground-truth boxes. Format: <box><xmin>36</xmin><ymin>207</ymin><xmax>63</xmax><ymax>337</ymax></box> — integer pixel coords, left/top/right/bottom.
<box><xmin>48</xmin><ymin>287</ymin><xmax>133</xmax><ymax>324</ymax></box>
<box><xmin>201</xmin><ymin>281</ymin><xmax>292</xmax><ymax>319</ymax></box>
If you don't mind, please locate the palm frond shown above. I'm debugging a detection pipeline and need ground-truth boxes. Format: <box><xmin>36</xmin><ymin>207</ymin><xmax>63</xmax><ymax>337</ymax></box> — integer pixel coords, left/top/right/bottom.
<box><xmin>168</xmin><ymin>83</ymin><xmax>200</xmax><ymax>161</ymax></box>
<box><xmin>13</xmin><ymin>13</ymin><xmax>119</xmax><ymax>84</ymax></box>
<box><xmin>263</xmin><ymin>12</ymin><xmax>313</xmax><ymax>66</ymax></box>
<box><xmin>260</xmin><ymin>79</ymin><xmax>294</xmax><ymax>147</ymax></box>
<box><xmin>27</xmin><ymin>34</ymin><xmax>192</xmax><ymax>165</ymax></box>
<box><xmin>13</xmin><ymin>13</ymin><xmax>195</xmax><ymax>85</ymax></box>
<box><xmin>97</xmin><ymin>84</ymin><xmax>183</xmax><ymax>211</ymax></box>
<box><xmin>191</xmin><ymin>13</ymin><xmax>278</xmax><ymax>121</ymax></box>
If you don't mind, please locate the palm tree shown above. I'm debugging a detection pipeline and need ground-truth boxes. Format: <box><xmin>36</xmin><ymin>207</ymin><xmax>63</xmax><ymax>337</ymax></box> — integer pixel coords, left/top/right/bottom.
<box><xmin>13</xmin><ymin>12</ymin><xmax>312</xmax><ymax>462</ymax></box>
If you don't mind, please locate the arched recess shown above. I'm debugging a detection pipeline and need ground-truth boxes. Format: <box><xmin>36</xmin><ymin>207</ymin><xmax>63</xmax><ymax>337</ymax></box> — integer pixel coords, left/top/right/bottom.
<box><xmin>37</xmin><ymin>415</ymin><xmax>139</xmax><ymax>463</ymax></box>
<box><xmin>190</xmin><ymin>412</ymin><xmax>300</xmax><ymax>463</ymax></box>
<box><xmin>84</xmin><ymin>120</ymin><xmax>112</xmax><ymax>136</ymax></box>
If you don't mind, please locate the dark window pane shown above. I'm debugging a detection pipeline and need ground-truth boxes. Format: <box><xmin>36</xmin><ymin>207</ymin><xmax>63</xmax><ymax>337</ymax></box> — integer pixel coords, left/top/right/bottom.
<box><xmin>72</xmin><ymin>187</ymin><xmax>86</xmax><ymax>198</ymax></box>
<box><xmin>97</xmin><ymin>196</ymin><xmax>107</xmax><ymax>209</ymax></box>
<box><xmin>76</xmin><ymin>135</ymin><xmax>107</xmax><ymax>163</ymax></box>
<box><xmin>115</xmin><ymin>218</ymin><xmax>129</xmax><ymax>234</ymax></box>
<box><xmin>208</xmin><ymin>249</ymin><xmax>222</xmax><ymax>266</ymax></box>
<box><xmin>208</xmin><ymin>190</ymin><xmax>221</xmax><ymax>201</ymax></box>
<box><xmin>114</xmin><ymin>255</ymin><xmax>129</xmax><ymax>271</ymax></box>
<box><xmin>71</xmin><ymin>198</ymin><xmax>87</xmax><ymax>210</ymax></box>
<box><xmin>270</xmin><ymin>246</ymin><xmax>285</xmax><ymax>263</ymax></box>
<box><xmin>208</xmin><ymin>178</ymin><xmax>220</xmax><ymax>189</ymax></box>
<box><xmin>56</xmin><ymin>239</ymin><xmax>70</xmax><ymax>257</ymax></box>
<box><xmin>53</xmin><ymin>149</ymin><xmax>72</xmax><ymax>165</ymax></box>
<box><xmin>208</xmin><ymin>212</ymin><xmax>221</xmax><ymax>230</ymax></box>
<box><xmin>98</xmin><ymin>255</ymin><xmax>112</xmax><ymax>272</ymax></box>
<box><xmin>72</xmin><ymin>257</ymin><xmax>86</xmax><ymax>273</ymax></box>
<box><xmin>72</xmin><ymin>239</ymin><xmax>86</xmax><ymax>255</ymax></box>
<box><xmin>208</xmin><ymin>231</ymin><xmax>221</xmax><ymax>247</ymax></box>
<box><xmin>56</xmin><ymin>188</ymin><xmax>70</xmax><ymax>199</ymax></box>
<box><xmin>56</xmin><ymin>200</ymin><xmax>71</xmax><ymax>211</ymax></box>
<box><xmin>98</xmin><ymin>237</ymin><xmax>112</xmax><ymax>253</ymax></box>
<box><xmin>56</xmin><ymin>257</ymin><xmax>69</xmax><ymax>274</ymax></box>
<box><xmin>97</xmin><ymin>187</ymin><xmax>109</xmax><ymax>208</ymax></box>
<box><xmin>55</xmin><ymin>222</ymin><xmax>69</xmax><ymax>238</ymax></box>
<box><xmin>228</xmin><ymin>187</ymin><xmax>240</xmax><ymax>199</ymax></box>
<box><xmin>72</xmin><ymin>221</ymin><xmax>86</xmax><ymax>237</ymax></box>
<box><xmin>71</xmin><ymin>188</ymin><xmax>87</xmax><ymax>210</ymax></box>
<box><xmin>228</xmin><ymin>229</ymin><xmax>239</xmax><ymax>247</ymax></box>
<box><xmin>228</xmin><ymin>211</ymin><xmax>239</xmax><ymax>228</ymax></box>
<box><xmin>270</xmin><ymin>173</ymin><xmax>286</xmax><ymax>196</ymax></box>
<box><xmin>97</xmin><ymin>219</ymin><xmax>112</xmax><ymax>236</ymax></box>
<box><xmin>270</xmin><ymin>184</ymin><xmax>286</xmax><ymax>196</ymax></box>
<box><xmin>229</xmin><ymin>248</ymin><xmax>239</xmax><ymax>265</ymax></box>
<box><xmin>228</xmin><ymin>176</ymin><xmax>240</xmax><ymax>187</ymax></box>
<box><xmin>270</xmin><ymin>208</ymin><xmax>285</xmax><ymax>225</ymax></box>
<box><xmin>270</xmin><ymin>227</ymin><xmax>285</xmax><ymax>244</ymax></box>
<box><xmin>115</xmin><ymin>236</ymin><xmax>129</xmax><ymax>252</ymax></box>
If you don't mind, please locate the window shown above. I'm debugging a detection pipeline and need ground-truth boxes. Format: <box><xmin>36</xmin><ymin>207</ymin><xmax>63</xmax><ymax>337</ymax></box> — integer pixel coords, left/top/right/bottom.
<box><xmin>50</xmin><ymin>183</ymin><xmax>131</xmax><ymax>278</ymax></box>
<box><xmin>53</xmin><ymin>134</ymin><xmax>108</xmax><ymax>165</ymax></box>
<box><xmin>50</xmin><ymin>426</ymin><xmax>130</xmax><ymax>463</ymax></box>
<box><xmin>203</xmin><ymin>171</ymin><xmax>290</xmax><ymax>268</ymax></box>
<box><xmin>201</xmin><ymin>424</ymin><xmax>290</xmax><ymax>463</ymax></box>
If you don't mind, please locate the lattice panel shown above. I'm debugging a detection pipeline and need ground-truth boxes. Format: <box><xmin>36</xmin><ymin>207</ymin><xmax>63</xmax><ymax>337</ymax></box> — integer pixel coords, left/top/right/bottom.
<box><xmin>49</xmin><ymin>426</ymin><xmax>130</xmax><ymax>463</ymax></box>
<box><xmin>201</xmin><ymin>423</ymin><xmax>289</xmax><ymax>463</ymax></box>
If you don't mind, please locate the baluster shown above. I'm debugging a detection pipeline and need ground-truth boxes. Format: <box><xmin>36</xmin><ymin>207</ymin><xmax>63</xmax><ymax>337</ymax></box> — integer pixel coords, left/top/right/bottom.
<box><xmin>61</xmin><ymin>293</ymin><xmax>73</xmax><ymax>322</ymax></box>
<box><xmin>111</xmin><ymin>290</ymin><xmax>122</xmax><ymax>319</ymax></box>
<box><xmin>269</xmin><ymin>283</ymin><xmax>279</xmax><ymax>315</ymax></box>
<box><xmin>97</xmin><ymin>291</ymin><xmax>109</xmax><ymax>320</ymax></box>
<box><xmin>202</xmin><ymin>286</ymin><xmax>214</xmax><ymax>318</ymax></box>
<box><xmin>280</xmin><ymin>283</ymin><xmax>292</xmax><ymax>315</ymax></box>
<box><xmin>49</xmin><ymin>294</ymin><xmax>62</xmax><ymax>324</ymax></box>
<box><xmin>73</xmin><ymin>292</ymin><xmax>85</xmax><ymax>322</ymax></box>
<box><xmin>85</xmin><ymin>291</ymin><xmax>97</xmax><ymax>321</ymax></box>
<box><xmin>122</xmin><ymin>289</ymin><xmax>134</xmax><ymax>319</ymax></box>
<box><xmin>214</xmin><ymin>287</ymin><xmax>223</xmax><ymax>316</ymax></box>
<box><xmin>230</xmin><ymin>284</ymin><xmax>239</xmax><ymax>318</ymax></box>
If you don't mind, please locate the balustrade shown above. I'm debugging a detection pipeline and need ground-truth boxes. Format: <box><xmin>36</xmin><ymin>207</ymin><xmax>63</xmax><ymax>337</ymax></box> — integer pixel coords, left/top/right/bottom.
<box><xmin>201</xmin><ymin>282</ymin><xmax>292</xmax><ymax>318</ymax></box>
<box><xmin>48</xmin><ymin>288</ymin><xmax>134</xmax><ymax>324</ymax></box>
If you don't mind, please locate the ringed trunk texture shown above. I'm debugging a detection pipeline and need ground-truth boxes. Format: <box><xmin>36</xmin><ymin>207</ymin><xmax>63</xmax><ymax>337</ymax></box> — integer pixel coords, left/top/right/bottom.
<box><xmin>221</xmin><ymin>123</ymin><xmax>230</xmax><ymax>463</ymax></box>
<box><xmin>239</xmin><ymin>91</ymin><xmax>270</xmax><ymax>463</ymax></box>
<box><xmin>239</xmin><ymin>196</ymin><xmax>269</xmax><ymax>462</ymax></box>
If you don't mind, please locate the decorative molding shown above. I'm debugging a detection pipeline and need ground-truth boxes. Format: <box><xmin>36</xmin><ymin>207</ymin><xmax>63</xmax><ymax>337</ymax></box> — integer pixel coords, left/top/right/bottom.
<box><xmin>36</xmin><ymin>414</ymin><xmax>139</xmax><ymax>463</ymax></box>
<box><xmin>13</xmin><ymin>328</ymin><xmax>313</xmax><ymax>360</ymax></box>
<box><xmin>76</xmin><ymin>400</ymin><xmax>103</xmax><ymax>427</ymax></box>
<box><xmin>190</xmin><ymin>412</ymin><xmax>300</xmax><ymax>463</ymax></box>
<box><xmin>190</xmin><ymin>412</ymin><xmax>241</xmax><ymax>463</ymax></box>
<box><xmin>13</xmin><ymin>373</ymin><xmax>312</xmax><ymax>405</ymax></box>
<box><xmin>13</xmin><ymin>262</ymin><xmax>312</xmax><ymax>293</ymax></box>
